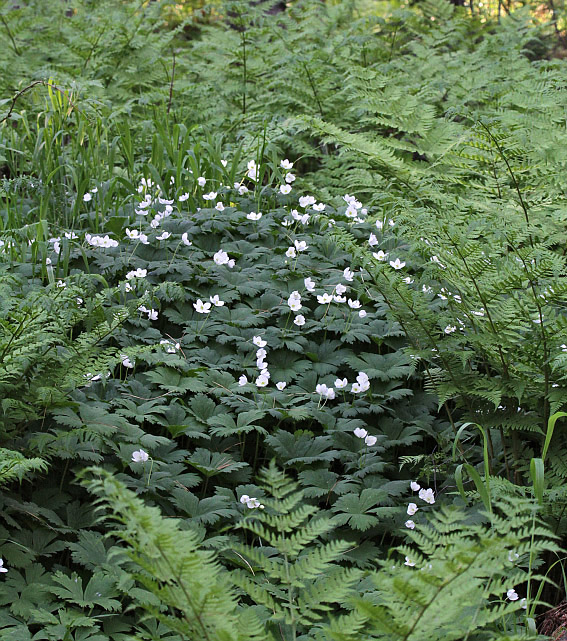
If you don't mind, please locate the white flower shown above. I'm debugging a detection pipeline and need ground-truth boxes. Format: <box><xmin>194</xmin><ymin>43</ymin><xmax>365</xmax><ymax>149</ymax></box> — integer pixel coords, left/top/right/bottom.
<box><xmin>418</xmin><ymin>488</ymin><xmax>435</xmax><ymax>504</ymax></box>
<box><xmin>313</xmin><ymin>202</ymin><xmax>325</xmax><ymax>211</ymax></box>
<box><xmin>221</xmin><ymin>159</ymin><xmax>228</xmax><ymax>167</ymax></box>
<box><xmin>410</xmin><ymin>481</ymin><xmax>421</xmax><ymax>492</ymax></box>
<box><xmin>520</xmin><ymin>598</ymin><xmax>527</xmax><ymax>610</ymax></box>
<box><xmin>132</xmin><ymin>449</ymin><xmax>149</xmax><ymax>463</ymax></box>
<box><xmin>390</xmin><ymin>258</ymin><xmax>406</xmax><ymax>270</ymax></box>
<box><xmin>294</xmin><ymin>239</ymin><xmax>308</xmax><ymax>252</ymax></box>
<box><xmin>126</xmin><ymin>228</ymin><xmax>140</xmax><ymax>239</ymax></box>
<box><xmin>213</xmin><ymin>250</ymin><xmax>230</xmax><ymax>265</ymax></box>
<box><xmin>343</xmin><ymin>268</ymin><xmax>354</xmax><ymax>282</ymax></box>
<box><xmin>228</xmin><ymin>259</ymin><xmax>235</xmax><ymax>268</ymax></box>
<box><xmin>160</xmin><ymin>339</ymin><xmax>180</xmax><ymax>353</ymax></box>
<box><xmin>286</xmin><ymin>247</ymin><xmax>297</xmax><ymax>258</ymax></box>
<box><xmin>334</xmin><ymin>295</ymin><xmax>346</xmax><ymax>303</ymax></box>
<box><xmin>287</xmin><ymin>290</ymin><xmax>301</xmax><ymax>312</ymax></box>
<box><xmin>90</xmin><ymin>187</ymin><xmax>98</xmax><ymax>193</ymax></box>
<box><xmin>253</xmin><ymin>336</ymin><xmax>267</xmax><ymax>348</ymax></box>
<box><xmin>121</xmin><ymin>355</ymin><xmax>134</xmax><ymax>369</ymax></box>
<box><xmin>336</xmin><ymin>283</ymin><xmax>347</xmax><ymax>295</ymax></box>
<box><xmin>285</xmin><ymin>172</ymin><xmax>295</xmax><ymax>183</ymax></box>
<box><xmin>280</xmin><ymin>159</ymin><xmax>293</xmax><ymax>170</ymax></box>
<box><xmin>0</xmin><ymin>558</ymin><xmax>8</xmax><ymax>573</ymax></box>
<box><xmin>335</xmin><ymin>378</ymin><xmax>348</xmax><ymax>389</ymax></box>
<box><xmin>210</xmin><ymin>295</ymin><xmax>225</xmax><ymax>307</ymax></box>
<box><xmin>353</xmin><ymin>427</ymin><xmax>368</xmax><ymax>439</ymax></box>
<box><xmin>304</xmin><ymin>277</ymin><xmax>316</xmax><ymax>291</ymax></box>
<box><xmin>156</xmin><ymin>231</ymin><xmax>171</xmax><ymax>241</ymax></box>
<box><xmin>256</xmin><ymin>348</ymin><xmax>267</xmax><ymax>360</ymax></box>
<box><xmin>179</xmin><ymin>193</ymin><xmax>190</xmax><ymax>202</ymax></box>
<box><xmin>83</xmin><ymin>193</ymin><xmax>92</xmax><ymax>202</ymax></box>
<box><xmin>403</xmin><ymin>277</ymin><xmax>413</xmax><ymax>284</ymax></box>
<box><xmin>215</xmin><ymin>202</ymin><xmax>225</xmax><ymax>211</ymax></box>
<box><xmin>444</xmin><ymin>325</ymin><xmax>457</xmax><ymax>334</ymax></box>
<box><xmin>316</xmin><ymin>383</ymin><xmax>334</xmax><ymax>399</ymax></box>
<box><xmin>294</xmin><ymin>315</ymin><xmax>305</xmax><ymax>327</ymax></box>
<box><xmin>247</xmin><ymin>211</ymin><xmax>262</xmax><ymax>220</ymax></box>
<box><xmin>288</xmin><ymin>299</ymin><xmax>302</xmax><ymax>312</ymax></box>
<box><xmin>364</xmin><ymin>435</ymin><xmax>377</xmax><ymax>446</ymax></box>
<box><xmin>345</xmin><ymin>204</ymin><xmax>358</xmax><ymax>218</ymax></box>
<box><xmin>181</xmin><ymin>232</ymin><xmax>192</xmax><ymax>246</ymax></box>
<box><xmin>281</xmin><ymin>219</ymin><xmax>292</xmax><ymax>227</ymax></box>
<box><xmin>404</xmin><ymin>557</ymin><xmax>415</xmax><ymax>567</ymax></box>
<box><xmin>203</xmin><ymin>191</ymin><xmax>217</xmax><ymax>201</ymax></box>
<box><xmin>373</xmin><ymin>250</ymin><xmax>388</xmax><ymax>261</ymax></box>
<box><xmin>194</xmin><ymin>299</ymin><xmax>211</xmax><ymax>314</ymax></box>
<box><xmin>280</xmin><ymin>184</ymin><xmax>292</xmax><ymax>195</ymax></box>
<box><xmin>198</xmin><ymin>176</ymin><xmax>206</xmax><ymax>187</ymax></box>
<box><xmin>56</xmin><ymin>280</ymin><xmax>67</xmax><ymax>288</ymax></box>
<box><xmin>506</xmin><ymin>589</ymin><xmax>519</xmax><ymax>601</ymax></box>
<box><xmin>148</xmin><ymin>309</ymin><xmax>158</xmax><ymax>321</ymax></box>
<box><xmin>351</xmin><ymin>372</ymin><xmax>370</xmax><ymax>393</ymax></box>
<box><xmin>405</xmin><ymin>520</ymin><xmax>415</xmax><ymax>529</ymax></box>
<box><xmin>247</xmin><ymin>160</ymin><xmax>259</xmax><ymax>181</ymax></box>
<box><xmin>238</xmin><ymin>184</ymin><xmax>249</xmax><ymax>195</ymax></box>
<box><xmin>368</xmin><ymin>233</ymin><xmax>379</xmax><ymax>247</ymax></box>
<box><xmin>407</xmin><ymin>503</ymin><xmax>418</xmax><ymax>516</ymax></box>
<box><xmin>359</xmin><ymin>310</ymin><xmax>367</xmax><ymax>318</ymax></box>
<box><xmin>376</xmin><ymin>219</ymin><xmax>384</xmax><ymax>230</ymax></box>
<box><xmin>85</xmin><ymin>234</ymin><xmax>119</xmax><ymax>248</ymax></box>
<box><xmin>126</xmin><ymin>268</ymin><xmax>147</xmax><ymax>280</ymax></box>
<box><xmin>240</xmin><ymin>494</ymin><xmax>250</xmax><ymax>504</ymax></box>
<box><xmin>348</xmin><ymin>298</ymin><xmax>361</xmax><ymax>309</ymax></box>
<box><xmin>256</xmin><ymin>374</ymin><xmax>270</xmax><ymax>387</ymax></box>
<box><xmin>276</xmin><ymin>382</ymin><xmax>287</xmax><ymax>391</ymax></box>
<box><xmin>239</xmin><ymin>375</ymin><xmax>248</xmax><ymax>386</ymax></box>
<box><xmin>317</xmin><ymin>293</ymin><xmax>332</xmax><ymax>304</ymax></box>
<box><xmin>299</xmin><ymin>195</ymin><xmax>316</xmax><ymax>208</ymax></box>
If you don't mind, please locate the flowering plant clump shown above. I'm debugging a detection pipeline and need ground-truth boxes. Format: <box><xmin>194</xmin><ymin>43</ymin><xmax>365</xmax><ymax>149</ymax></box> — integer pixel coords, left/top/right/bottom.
<box><xmin>0</xmin><ymin>149</ymin><xmax>446</xmax><ymax>639</ymax></box>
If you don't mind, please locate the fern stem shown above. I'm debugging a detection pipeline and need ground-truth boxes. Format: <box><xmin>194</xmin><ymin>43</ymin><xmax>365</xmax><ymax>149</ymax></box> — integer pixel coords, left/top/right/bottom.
<box><xmin>155</xmin><ymin>542</ymin><xmax>212</xmax><ymax>641</ymax></box>
<box><xmin>478</xmin><ymin>121</ymin><xmax>531</xmax><ymax>230</ymax></box>
<box><xmin>449</xmin><ymin>239</ymin><xmax>510</xmax><ymax>379</ymax></box>
<box><xmin>0</xmin><ymin>15</ymin><xmax>20</xmax><ymax>56</ymax></box>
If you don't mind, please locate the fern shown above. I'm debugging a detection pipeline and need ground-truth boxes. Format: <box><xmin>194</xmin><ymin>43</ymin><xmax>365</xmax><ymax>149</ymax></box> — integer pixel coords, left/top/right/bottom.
<box><xmin>229</xmin><ymin>462</ymin><xmax>363</xmax><ymax>639</ymax></box>
<box><xmin>83</xmin><ymin>468</ymin><xmax>268</xmax><ymax>641</ymax></box>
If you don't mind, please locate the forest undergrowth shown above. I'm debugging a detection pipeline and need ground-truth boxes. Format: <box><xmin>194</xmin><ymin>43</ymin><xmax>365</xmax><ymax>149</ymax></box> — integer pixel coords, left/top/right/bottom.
<box><xmin>1</xmin><ymin>0</ymin><xmax>567</xmax><ymax>639</ymax></box>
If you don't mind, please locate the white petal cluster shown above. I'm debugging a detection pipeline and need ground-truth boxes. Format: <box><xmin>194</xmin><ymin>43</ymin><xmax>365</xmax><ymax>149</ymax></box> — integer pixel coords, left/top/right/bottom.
<box><xmin>132</xmin><ymin>449</ymin><xmax>149</xmax><ymax>463</ymax></box>
<box><xmin>315</xmin><ymin>383</ymin><xmax>335</xmax><ymax>400</ymax></box>
<box><xmin>351</xmin><ymin>372</ymin><xmax>370</xmax><ymax>393</ymax></box>
<box><xmin>85</xmin><ymin>234</ymin><xmax>119</xmax><ymax>248</ymax></box>
<box><xmin>418</xmin><ymin>487</ymin><xmax>435</xmax><ymax>504</ymax></box>
<box><xmin>240</xmin><ymin>494</ymin><xmax>264</xmax><ymax>509</ymax></box>
<box><xmin>353</xmin><ymin>427</ymin><xmax>376</xmax><ymax>446</ymax></box>
<box><xmin>287</xmin><ymin>290</ymin><xmax>302</xmax><ymax>312</ymax></box>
